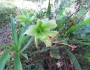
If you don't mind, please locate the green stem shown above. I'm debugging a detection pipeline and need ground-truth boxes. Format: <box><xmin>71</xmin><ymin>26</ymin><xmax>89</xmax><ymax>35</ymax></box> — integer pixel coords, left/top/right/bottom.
<box><xmin>35</xmin><ymin>37</ymin><xmax>38</xmax><ymax>49</ymax></box>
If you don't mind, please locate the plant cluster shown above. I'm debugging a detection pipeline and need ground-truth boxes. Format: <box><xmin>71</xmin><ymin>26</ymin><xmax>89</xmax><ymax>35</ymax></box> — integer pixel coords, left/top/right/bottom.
<box><xmin>0</xmin><ymin>0</ymin><xmax>90</xmax><ymax>70</ymax></box>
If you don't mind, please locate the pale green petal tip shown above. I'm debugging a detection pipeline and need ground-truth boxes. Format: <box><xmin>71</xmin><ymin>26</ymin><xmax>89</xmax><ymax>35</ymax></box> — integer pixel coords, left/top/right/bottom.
<box><xmin>24</xmin><ymin>25</ymin><xmax>37</xmax><ymax>36</ymax></box>
<box><xmin>49</xmin><ymin>20</ymin><xmax>57</xmax><ymax>28</ymax></box>
<box><xmin>37</xmin><ymin>19</ymin><xmax>42</xmax><ymax>26</ymax></box>
<box><xmin>39</xmin><ymin>36</ymin><xmax>48</xmax><ymax>41</ymax></box>
<box><xmin>44</xmin><ymin>40</ymin><xmax>52</xmax><ymax>47</ymax></box>
<box><xmin>49</xmin><ymin>31</ymin><xmax>58</xmax><ymax>38</ymax></box>
<box><xmin>42</xmin><ymin>19</ymin><xmax>57</xmax><ymax>29</ymax></box>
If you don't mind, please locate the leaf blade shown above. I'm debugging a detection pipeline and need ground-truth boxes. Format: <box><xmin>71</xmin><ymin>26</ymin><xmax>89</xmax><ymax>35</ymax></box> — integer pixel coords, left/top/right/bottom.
<box><xmin>14</xmin><ymin>52</ymin><xmax>23</xmax><ymax>70</ymax></box>
<box><xmin>11</xmin><ymin>17</ymin><xmax>18</xmax><ymax>46</ymax></box>
<box><xmin>0</xmin><ymin>50</ymin><xmax>10</xmax><ymax>70</ymax></box>
<box><xmin>65</xmin><ymin>48</ymin><xmax>82</xmax><ymax>70</ymax></box>
<box><xmin>67</xmin><ymin>18</ymin><xmax>90</xmax><ymax>34</ymax></box>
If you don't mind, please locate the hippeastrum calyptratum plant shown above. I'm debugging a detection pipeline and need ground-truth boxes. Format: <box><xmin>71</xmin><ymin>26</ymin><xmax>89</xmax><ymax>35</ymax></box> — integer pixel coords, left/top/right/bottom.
<box><xmin>24</xmin><ymin>18</ymin><xmax>57</xmax><ymax>48</ymax></box>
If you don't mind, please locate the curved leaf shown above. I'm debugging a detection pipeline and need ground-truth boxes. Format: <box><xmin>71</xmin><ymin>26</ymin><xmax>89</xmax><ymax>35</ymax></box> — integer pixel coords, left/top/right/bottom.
<box><xmin>50</xmin><ymin>47</ymin><xmax>60</xmax><ymax>59</ymax></box>
<box><xmin>65</xmin><ymin>48</ymin><xmax>82</xmax><ymax>70</ymax></box>
<box><xmin>0</xmin><ymin>50</ymin><xmax>10</xmax><ymax>70</ymax></box>
<box><xmin>67</xmin><ymin>18</ymin><xmax>90</xmax><ymax>34</ymax></box>
<box><xmin>20</xmin><ymin>37</ymin><xmax>34</xmax><ymax>53</ymax></box>
<box><xmin>21</xmin><ymin>9</ymin><xmax>29</xmax><ymax>18</ymax></box>
<box><xmin>16</xmin><ymin>16</ymin><xmax>31</xmax><ymax>23</ymax></box>
<box><xmin>11</xmin><ymin>17</ymin><xmax>18</xmax><ymax>46</ymax></box>
<box><xmin>14</xmin><ymin>52</ymin><xmax>23</xmax><ymax>70</ymax></box>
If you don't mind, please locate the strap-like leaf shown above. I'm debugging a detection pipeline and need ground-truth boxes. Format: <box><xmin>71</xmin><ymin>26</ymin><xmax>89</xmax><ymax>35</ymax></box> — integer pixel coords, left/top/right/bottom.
<box><xmin>51</xmin><ymin>48</ymin><xmax>60</xmax><ymax>59</ymax></box>
<box><xmin>20</xmin><ymin>37</ymin><xmax>34</xmax><ymax>53</ymax></box>
<box><xmin>47</xmin><ymin>0</ymin><xmax>51</xmax><ymax>19</ymax></box>
<box><xmin>14</xmin><ymin>52</ymin><xmax>23</xmax><ymax>70</ymax></box>
<box><xmin>56</xmin><ymin>20</ymin><xmax>63</xmax><ymax>30</ymax></box>
<box><xmin>65</xmin><ymin>48</ymin><xmax>82</xmax><ymax>70</ymax></box>
<box><xmin>18</xmin><ymin>24</ymin><xmax>29</xmax><ymax>49</ymax></box>
<box><xmin>59</xmin><ymin>7</ymin><xmax>65</xmax><ymax>19</ymax></box>
<box><xmin>11</xmin><ymin>17</ymin><xmax>18</xmax><ymax>46</ymax></box>
<box><xmin>67</xmin><ymin>18</ymin><xmax>90</xmax><ymax>34</ymax></box>
<box><xmin>16</xmin><ymin>15</ymin><xmax>34</xmax><ymax>23</ymax></box>
<box><xmin>21</xmin><ymin>53</ymin><xmax>28</xmax><ymax>60</ymax></box>
<box><xmin>0</xmin><ymin>50</ymin><xmax>10</xmax><ymax>70</ymax></box>
<box><xmin>21</xmin><ymin>9</ymin><xmax>29</xmax><ymax>18</ymax></box>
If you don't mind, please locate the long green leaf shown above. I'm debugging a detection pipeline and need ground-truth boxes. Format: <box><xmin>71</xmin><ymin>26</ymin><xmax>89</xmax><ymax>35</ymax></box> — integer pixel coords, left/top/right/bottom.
<box><xmin>51</xmin><ymin>49</ymin><xmax>60</xmax><ymax>59</ymax></box>
<box><xmin>56</xmin><ymin>20</ymin><xmax>63</xmax><ymax>30</ymax></box>
<box><xmin>64</xmin><ymin>48</ymin><xmax>82</xmax><ymax>70</ymax></box>
<box><xmin>21</xmin><ymin>9</ymin><xmax>29</xmax><ymax>18</ymax></box>
<box><xmin>11</xmin><ymin>17</ymin><xmax>18</xmax><ymax>46</ymax></box>
<box><xmin>67</xmin><ymin>18</ymin><xmax>90</xmax><ymax>34</ymax></box>
<box><xmin>17</xmin><ymin>24</ymin><xmax>29</xmax><ymax>50</ymax></box>
<box><xmin>0</xmin><ymin>50</ymin><xmax>10</xmax><ymax>70</ymax></box>
<box><xmin>20</xmin><ymin>37</ymin><xmax>34</xmax><ymax>53</ymax></box>
<box><xmin>47</xmin><ymin>0</ymin><xmax>51</xmax><ymax>19</ymax></box>
<box><xmin>17</xmin><ymin>16</ymin><xmax>32</xmax><ymax>23</ymax></box>
<box><xmin>14</xmin><ymin>52</ymin><xmax>23</xmax><ymax>70</ymax></box>
<box><xmin>59</xmin><ymin>7</ymin><xmax>65</xmax><ymax>19</ymax></box>
<box><xmin>18</xmin><ymin>23</ymin><xmax>29</xmax><ymax>43</ymax></box>
<box><xmin>76</xmin><ymin>8</ymin><xmax>86</xmax><ymax>18</ymax></box>
<box><xmin>21</xmin><ymin>53</ymin><xmax>28</xmax><ymax>60</ymax></box>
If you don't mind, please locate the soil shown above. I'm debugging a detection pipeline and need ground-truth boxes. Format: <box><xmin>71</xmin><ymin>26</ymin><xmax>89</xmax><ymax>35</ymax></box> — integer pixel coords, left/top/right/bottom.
<box><xmin>0</xmin><ymin>23</ymin><xmax>12</xmax><ymax>46</ymax></box>
<box><xmin>0</xmin><ymin>23</ymin><xmax>12</xmax><ymax>56</ymax></box>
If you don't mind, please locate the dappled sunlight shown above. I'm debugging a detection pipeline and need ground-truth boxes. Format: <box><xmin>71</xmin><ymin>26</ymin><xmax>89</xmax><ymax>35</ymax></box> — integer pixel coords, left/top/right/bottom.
<box><xmin>13</xmin><ymin>0</ymin><xmax>39</xmax><ymax>12</ymax></box>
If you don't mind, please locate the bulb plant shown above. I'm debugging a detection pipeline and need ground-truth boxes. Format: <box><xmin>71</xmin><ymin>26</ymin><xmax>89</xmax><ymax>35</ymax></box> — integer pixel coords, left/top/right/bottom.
<box><xmin>24</xmin><ymin>18</ymin><xmax>78</xmax><ymax>59</ymax></box>
<box><xmin>0</xmin><ymin>6</ymin><xmax>90</xmax><ymax>70</ymax></box>
<box><xmin>24</xmin><ymin>18</ymin><xmax>58</xmax><ymax>48</ymax></box>
<box><xmin>0</xmin><ymin>10</ymin><xmax>35</xmax><ymax>70</ymax></box>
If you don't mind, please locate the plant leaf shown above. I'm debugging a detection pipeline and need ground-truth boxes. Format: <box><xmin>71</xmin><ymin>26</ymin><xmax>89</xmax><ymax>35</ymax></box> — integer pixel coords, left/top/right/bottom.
<box><xmin>0</xmin><ymin>50</ymin><xmax>10</xmax><ymax>70</ymax></box>
<box><xmin>16</xmin><ymin>16</ymin><xmax>31</xmax><ymax>23</ymax></box>
<box><xmin>21</xmin><ymin>9</ymin><xmax>29</xmax><ymax>18</ymax></box>
<box><xmin>20</xmin><ymin>37</ymin><xmax>34</xmax><ymax>53</ymax></box>
<box><xmin>56</xmin><ymin>20</ymin><xmax>63</xmax><ymax>30</ymax></box>
<box><xmin>65</xmin><ymin>48</ymin><xmax>82</xmax><ymax>70</ymax></box>
<box><xmin>47</xmin><ymin>0</ymin><xmax>51</xmax><ymax>17</ymax></box>
<box><xmin>18</xmin><ymin>25</ymin><xmax>29</xmax><ymax>47</ymax></box>
<box><xmin>21</xmin><ymin>53</ymin><xmax>28</xmax><ymax>60</ymax></box>
<box><xmin>30</xmin><ymin>15</ymin><xmax>36</xmax><ymax>21</ymax></box>
<box><xmin>76</xmin><ymin>8</ymin><xmax>86</xmax><ymax>18</ymax></box>
<box><xmin>14</xmin><ymin>52</ymin><xmax>23</xmax><ymax>70</ymax></box>
<box><xmin>59</xmin><ymin>7</ymin><xmax>65</xmax><ymax>19</ymax></box>
<box><xmin>67</xmin><ymin>18</ymin><xmax>90</xmax><ymax>34</ymax></box>
<box><xmin>50</xmin><ymin>48</ymin><xmax>60</xmax><ymax>59</ymax></box>
<box><xmin>11</xmin><ymin>17</ymin><xmax>18</xmax><ymax>46</ymax></box>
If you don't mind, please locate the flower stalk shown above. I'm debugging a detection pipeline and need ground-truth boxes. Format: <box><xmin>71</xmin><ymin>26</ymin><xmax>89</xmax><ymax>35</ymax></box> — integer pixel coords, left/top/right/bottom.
<box><xmin>35</xmin><ymin>37</ymin><xmax>38</xmax><ymax>48</ymax></box>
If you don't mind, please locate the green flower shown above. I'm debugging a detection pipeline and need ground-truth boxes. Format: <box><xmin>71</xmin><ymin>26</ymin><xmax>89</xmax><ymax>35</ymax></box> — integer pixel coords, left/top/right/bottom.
<box><xmin>24</xmin><ymin>19</ymin><xmax>57</xmax><ymax>47</ymax></box>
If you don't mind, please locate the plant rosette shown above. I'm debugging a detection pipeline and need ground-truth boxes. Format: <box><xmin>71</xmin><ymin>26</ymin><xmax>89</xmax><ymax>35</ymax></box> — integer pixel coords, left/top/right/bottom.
<box><xmin>24</xmin><ymin>18</ymin><xmax>57</xmax><ymax>48</ymax></box>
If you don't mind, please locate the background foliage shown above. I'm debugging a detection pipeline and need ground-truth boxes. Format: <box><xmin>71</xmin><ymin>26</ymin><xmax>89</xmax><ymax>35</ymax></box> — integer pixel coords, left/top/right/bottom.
<box><xmin>0</xmin><ymin>0</ymin><xmax>90</xmax><ymax>70</ymax></box>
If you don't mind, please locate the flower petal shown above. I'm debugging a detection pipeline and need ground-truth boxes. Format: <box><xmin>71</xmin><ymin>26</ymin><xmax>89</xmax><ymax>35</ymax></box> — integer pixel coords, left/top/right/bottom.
<box><xmin>44</xmin><ymin>40</ymin><xmax>52</xmax><ymax>47</ymax></box>
<box><xmin>42</xmin><ymin>19</ymin><xmax>57</xmax><ymax>30</ymax></box>
<box><xmin>49</xmin><ymin>31</ymin><xmax>58</xmax><ymax>38</ymax></box>
<box><xmin>24</xmin><ymin>25</ymin><xmax>37</xmax><ymax>36</ymax></box>
<box><xmin>39</xmin><ymin>36</ymin><xmax>48</xmax><ymax>41</ymax></box>
<box><xmin>37</xmin><ymin>19</ymin><xmax>42</xmax><ymax>27</ymax></box>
